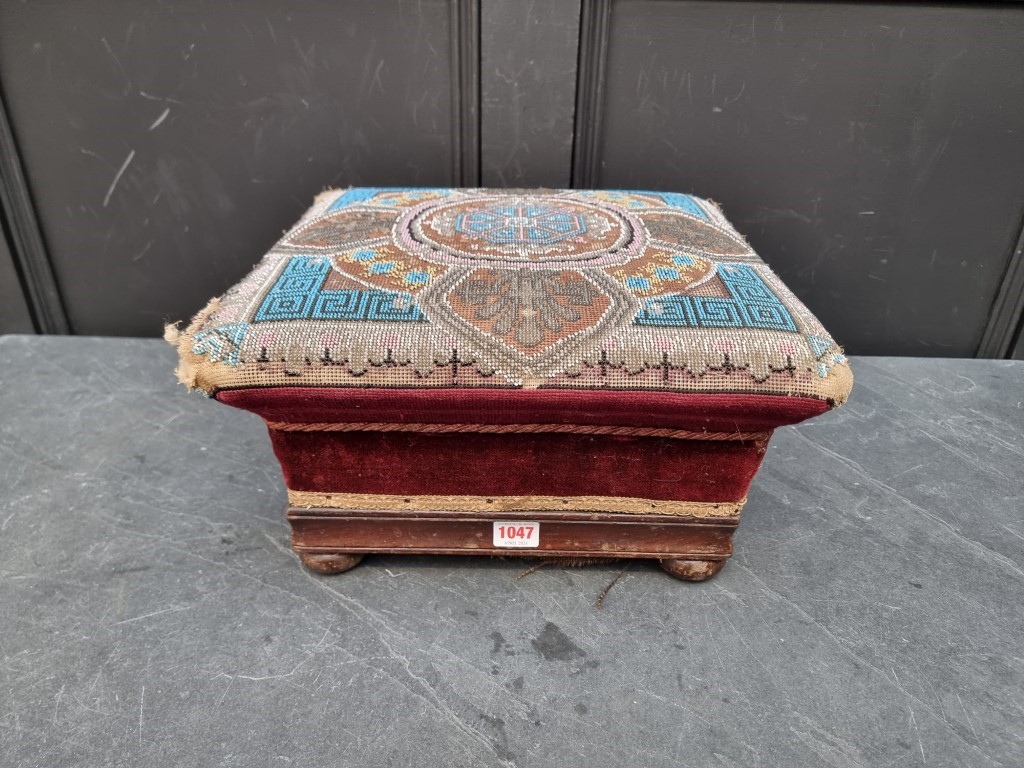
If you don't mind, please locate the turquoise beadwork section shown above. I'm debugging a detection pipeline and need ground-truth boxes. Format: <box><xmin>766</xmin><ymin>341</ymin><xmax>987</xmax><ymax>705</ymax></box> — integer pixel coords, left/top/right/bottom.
<box><xmin>254</xmin><ymin>257</ymin><xmax>426</xmax><ymax>323</ymax></box>
<box><xmin>634</xmin><ymin>264</ymin><xmax>798</xmax><ymax>332</ymax></box>
<box><xmin>190</xmin><ymin>323</ymin><xmax>248</xmax><ymax>365</ymax></box>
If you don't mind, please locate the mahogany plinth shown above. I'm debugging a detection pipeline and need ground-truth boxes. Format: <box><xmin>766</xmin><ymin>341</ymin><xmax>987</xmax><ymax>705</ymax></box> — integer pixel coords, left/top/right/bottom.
<box><xmin>659</xmin><ymin>558</ymin><xmax>727</xmax><ymax>581</ymax></box>
<box><xmin>287</xmin><ymin>506</ymin><xmax>737</xmax><ymax>581</ymax></box>
<box><xmin>298</xmin><ymin>552</ymin><xmax>365</xmax><ymax>575</ymax></box>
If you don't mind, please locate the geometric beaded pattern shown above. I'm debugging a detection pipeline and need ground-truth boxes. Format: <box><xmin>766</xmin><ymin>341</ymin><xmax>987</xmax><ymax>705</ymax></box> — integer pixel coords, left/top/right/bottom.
<box><xmin>181</xmin><ymin>187</ymin><xmax>851</xmax><ymax>398</ymax></box>
<box><xmin>634</xmin><ymin>265</ymin><xmax>797</xmax><ymax>332</ymax></box>
<box><xmin>253</xmin><ymin>257</ymin><xmax>426</xmax><ymax>323</ymax></box>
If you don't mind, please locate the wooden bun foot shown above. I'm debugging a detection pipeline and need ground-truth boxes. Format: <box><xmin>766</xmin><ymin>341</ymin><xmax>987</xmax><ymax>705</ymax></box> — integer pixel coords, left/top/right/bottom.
<box><xmin>299</xmin><ymin>552</ymin><xmax>365</xmax><ymax>575</ymax></box>
<box><xmin>659</xmin><ymin>558</ymin><xmax>726</xmax><ymax>581</ymax></box>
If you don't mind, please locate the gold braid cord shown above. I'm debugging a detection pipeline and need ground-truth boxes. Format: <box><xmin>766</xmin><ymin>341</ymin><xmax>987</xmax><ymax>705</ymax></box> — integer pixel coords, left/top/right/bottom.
<box><xmin>267</xmin><ymin>420</ymin><xmax>770</xmax><ymax>442</ymax></box>
<box><xmin>287</xmin><ymin>491</ymin><xmax>745</xmax><ymax>518</ymax></box>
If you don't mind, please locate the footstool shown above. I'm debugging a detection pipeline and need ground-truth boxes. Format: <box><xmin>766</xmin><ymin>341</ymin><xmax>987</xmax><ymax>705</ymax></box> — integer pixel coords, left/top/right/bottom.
<box><xmin>169</xmin><ymin>187</ymin><xmax>852</xmax><ymax>580</ymax></box>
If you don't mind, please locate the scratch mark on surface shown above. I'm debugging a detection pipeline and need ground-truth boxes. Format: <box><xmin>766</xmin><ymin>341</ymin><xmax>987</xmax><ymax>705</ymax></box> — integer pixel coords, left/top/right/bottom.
<box><xmin>138</xmin><ymin>685</ymin><xmax>145</xmax><ymax>747</ymax></box>
<box><xmin>790</xmin><ymin>713</ymin><xmax>870</xmax><ymax>768</ymax></box>
<box><xmin>261</xmin><ymin>531</ymin><xmax>294</xmax><ymax>558</ymax></box>
<box><xmin>149</xmin><ymin>108</ymin><xmax>170</xmax><ymax>130</ymax></box>
<box><xmin>917</xmin><ymin>428</ymin><xmax>1010</xmax><ymax>482</ymax></box>
<box><xmin>214</xmin><ymin>659</ymin><xmax>310</xmax><ymax>683</ymax></box>
<box><xmin>909</xmin><ymin>707</ymin><xmax>926</xmax><ymax>763</ymax></box>
<box><xmin>887</xmin><ymin>463</ymin><xmax>924</xmax><ymax>481</ymax></box>
<box><xmin>103</xmin><ymin>150</ymin><xmax>136</xmax><ymax>207</ymax></box>
<box><xmin>139</xmin><ymin>91</ymin><xmax>184</xmax><ymax>105</ymax></box>
<box><xmin>214</xmin><ymin>676</ymin><xmax>234</xmax><ymax>709</ymax></box>
<box><xmin>113</xmin><ymin>604</ymin><xmax>189</xmax><ymax>625</ymax></box>
<box><xmin>52</xmin><ymin>684</ymin><xmax>65</xmax><ymax>724</ymax></box>
<box><xmin>101</xmin><ymin>37</ymin><xmax>132</xmax><ymax>94</ymax></box>
<box><xmin>722</xmin><ymin>82</ymin><xmax>746</xmax><ymax>107</ymax></box>
<box><xmin>371</xmin><ymin>60</ymin><xmax>386</xmax><ymax>94</ymax></box>
<box><xmin>80</xmin><ymin>147</ymin><xmax>106</xmax><ymax>163</ymax></box>
<box><xmin>132</xmin><ymin>240</ymin><xmax>154</xmax><ymax>262</ymax></box>
<box><xmin>1001</xmin><ymin>525</ymin><xmax>1024</xmax><ymax>544</ymax></box>
<box><xmin>955</xmin><ymin>694</ymin><xmax>979</xmax><ymax>743</ymax></box>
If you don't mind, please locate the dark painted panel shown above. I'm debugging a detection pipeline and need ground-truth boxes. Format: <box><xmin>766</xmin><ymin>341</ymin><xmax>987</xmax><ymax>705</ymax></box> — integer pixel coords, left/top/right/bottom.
<box><xmin>978</xmin><ymin>220</ymin><xmax>1024</xmax><ymax>358</ymax></box>
<box><xmin>480</xmin><ymin>0</ymin><xmax>581</xmax><ymax>187</ymax></box>
<box><xmin>0</xmin><ymin>231</ymin><xmax>35</xmax><ymax>334</ymax></box>
<box><xmin>452</xmin><ymin>0</ymin><xmax>481</xmax><ymax>186</ymax></box>
<box><xmin>592</xmin><ymin>1</ymin><xmax>1024</xmax><ymax>357</ymax></box>
<box><xmin>0</xmin><ymin>91</ymin><xmax>68</xmax><ymax>333</ymax></box>
<box><xmin>0</xmin><ymin>0</ymin><xmax>457</xmax><ymax>336</ymax></box>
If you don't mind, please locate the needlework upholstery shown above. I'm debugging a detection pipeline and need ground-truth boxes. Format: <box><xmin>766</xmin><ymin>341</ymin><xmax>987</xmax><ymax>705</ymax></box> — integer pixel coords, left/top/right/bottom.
<box><xmin>172</xmin><ymin>187</ymin><xmax>852</xmax><ymax>412</ymax></box>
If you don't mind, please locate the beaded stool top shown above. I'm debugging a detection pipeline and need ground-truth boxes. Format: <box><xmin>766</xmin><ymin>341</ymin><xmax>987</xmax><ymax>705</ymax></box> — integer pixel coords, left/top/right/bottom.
<box><xmin>171</xmin><ymin>187</ymin><xmax>852</xmax><ymax>407</ymax></box>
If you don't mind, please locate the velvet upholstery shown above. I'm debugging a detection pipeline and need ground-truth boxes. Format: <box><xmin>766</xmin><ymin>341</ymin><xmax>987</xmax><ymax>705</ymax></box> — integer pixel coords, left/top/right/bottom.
<box><xmin>219</xmin><ymin>387</ymin><xmax>829</xmax><ymax>433</ymax></box>
<box><xmin>269</xmin><ymin>429</ymin><xmax>768</xmax><ymax>504</ymax></box>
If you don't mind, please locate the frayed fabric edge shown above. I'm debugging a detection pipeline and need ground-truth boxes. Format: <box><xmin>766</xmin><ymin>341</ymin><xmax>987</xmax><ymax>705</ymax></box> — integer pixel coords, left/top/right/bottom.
<box><xmin>165</xmin><ymin>296</ymin><xmax>222</xmax><ymax>392</ymax></box>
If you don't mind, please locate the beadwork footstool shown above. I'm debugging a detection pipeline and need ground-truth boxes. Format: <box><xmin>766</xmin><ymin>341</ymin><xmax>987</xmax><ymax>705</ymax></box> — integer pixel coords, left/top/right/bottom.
<box><xmin>170</xmin><ymin>187</ymin><xmax>852</xmax><ymax>581</ymax></box>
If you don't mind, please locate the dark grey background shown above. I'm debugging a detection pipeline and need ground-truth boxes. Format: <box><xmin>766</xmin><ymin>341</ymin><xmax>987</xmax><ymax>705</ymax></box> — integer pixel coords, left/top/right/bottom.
<box><xmin>1</xmin><ymin>0</ymin><xmax>1023</xmax><ymax>357</ymax></box>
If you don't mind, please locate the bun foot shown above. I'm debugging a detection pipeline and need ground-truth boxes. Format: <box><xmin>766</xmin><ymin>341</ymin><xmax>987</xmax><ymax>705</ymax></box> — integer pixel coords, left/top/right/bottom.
<box><xmin>299</xmin><ymin>552</ymin><xmax>365</xmax><ymax>575</ymax></box>
<box><xmin>659</xmin><ymin>558</ymin><xmax>726</xmax><ymax>581</ymax></box>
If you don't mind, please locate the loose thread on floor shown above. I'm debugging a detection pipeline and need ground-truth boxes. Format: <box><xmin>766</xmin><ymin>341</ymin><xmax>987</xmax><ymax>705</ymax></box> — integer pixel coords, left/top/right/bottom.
<box><xmin>515</xmin><ymin>561</ymin><xmax>551</xmax><ymax>580</ymax></box>
<box><xmin>596</xmin><ymin>563</ymin><xmax>632</xmax><ymax>610</ymax></box>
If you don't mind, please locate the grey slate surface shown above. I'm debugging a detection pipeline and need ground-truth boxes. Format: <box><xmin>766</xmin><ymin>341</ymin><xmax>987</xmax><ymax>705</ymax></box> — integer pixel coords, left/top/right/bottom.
<box><xmin>0</xmin><ymin>335</ymin><xmax>1021</xmax><ymax>768</ymax></box>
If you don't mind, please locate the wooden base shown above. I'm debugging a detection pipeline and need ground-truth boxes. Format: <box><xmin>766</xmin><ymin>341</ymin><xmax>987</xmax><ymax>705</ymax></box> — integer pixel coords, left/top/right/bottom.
<box><xmin>299</xmin><ymin>552</ymin><xmax>364</xmax><ymax>575</ymax></box>
<box><xmin>659</xmin><ymin>558</ymin><xmax>726</xmax><ymax>581</ymax></box>
<box><xmin>288</xmin><ymin>505</ymin><xmax>736</xmax><ymax>581</ymax></box>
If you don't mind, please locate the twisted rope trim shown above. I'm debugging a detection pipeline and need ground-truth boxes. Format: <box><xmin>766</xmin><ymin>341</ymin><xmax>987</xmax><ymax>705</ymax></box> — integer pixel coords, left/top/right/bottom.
<box><xmin>287</xmin><ymin>491</ymin><xmax>745</xmax><ymax>518</ymax></box>
<box><xmin>267</xmin><ymin>420</ymin><xmax>770</xmax><ymax>442</ymax></box>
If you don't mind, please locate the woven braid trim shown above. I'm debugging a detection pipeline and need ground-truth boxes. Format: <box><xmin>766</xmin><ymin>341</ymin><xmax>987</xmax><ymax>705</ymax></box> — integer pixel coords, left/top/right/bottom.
<box><xmin>267</xmin><ymin>421</ymin><xmax>769</xmax><ymax>442</ymax></box>
<box><xmin>287</xmin><ymin>491</ymin><xmax>745</xmax><ymax>518</ymax></box>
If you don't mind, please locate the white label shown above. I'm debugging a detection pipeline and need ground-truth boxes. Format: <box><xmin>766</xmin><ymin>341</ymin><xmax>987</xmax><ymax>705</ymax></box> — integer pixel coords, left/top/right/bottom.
<box><xmin>492</xmin><ymin>521</ymin><xmax>540</xmax><ymax>548</ymax></box>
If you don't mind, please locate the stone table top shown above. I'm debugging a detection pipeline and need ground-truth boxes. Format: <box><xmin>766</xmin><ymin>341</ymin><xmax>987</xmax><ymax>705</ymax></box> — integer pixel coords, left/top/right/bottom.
<box><xmin>1</xmin><ymin>335</ymin><xmax>1021</xmax><ymax>768</ymax></box>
